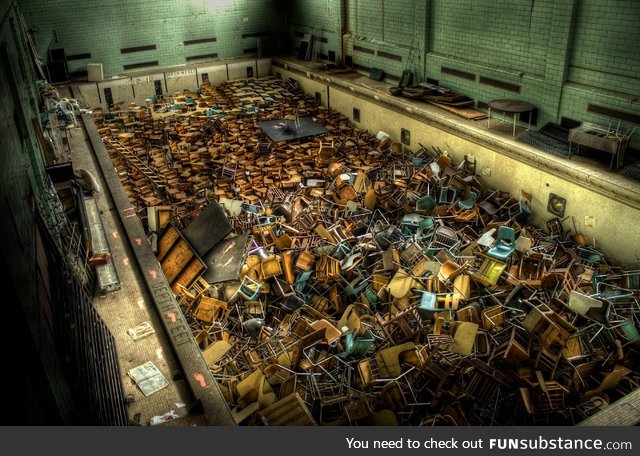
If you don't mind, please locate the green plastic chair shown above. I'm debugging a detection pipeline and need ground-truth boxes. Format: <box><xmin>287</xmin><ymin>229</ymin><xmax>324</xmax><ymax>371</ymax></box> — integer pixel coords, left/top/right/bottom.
<box><xmin>487</xmin><ymin>226</ymin><xmax>516</xmax><ymax>260</ymax></box>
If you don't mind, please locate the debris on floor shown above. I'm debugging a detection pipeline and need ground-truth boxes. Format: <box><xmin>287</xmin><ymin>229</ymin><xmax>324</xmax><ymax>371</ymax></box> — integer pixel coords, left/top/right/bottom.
<box><xmin>149</xmin><ymin>410</ymin><xmax>178</xmax><ymax>426</ymax></box>
<box><xmin>127</xmin><ymin>321</ymin><xmax>156</xmax><ymax>341</ymax></box>
<box><xmin>128</xmin><ymin>361</ymin><xmax>169</xmax><ymax>397</ymax></box>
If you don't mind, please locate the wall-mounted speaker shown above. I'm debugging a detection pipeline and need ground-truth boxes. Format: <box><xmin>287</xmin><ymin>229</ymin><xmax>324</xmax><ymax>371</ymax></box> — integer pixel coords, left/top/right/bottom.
<box><xmin>547</xmin><ymin>193</ymin><xmax>566</xmax><ymax>218</ymax></box>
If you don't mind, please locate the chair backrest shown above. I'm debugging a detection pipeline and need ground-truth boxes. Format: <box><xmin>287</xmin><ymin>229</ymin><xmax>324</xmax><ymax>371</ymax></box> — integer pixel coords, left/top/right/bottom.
<box><xmin>496</xmin><ymin>225</ymin><xmax>515</xmax><ymax>245</ymax></box>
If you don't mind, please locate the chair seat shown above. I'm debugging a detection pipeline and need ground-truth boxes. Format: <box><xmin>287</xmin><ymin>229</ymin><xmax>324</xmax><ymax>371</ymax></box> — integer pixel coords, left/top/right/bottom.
<box><xmin>487</xmin><ymin>226</ymin><xmax>516</xmax><ymax>260</ymax></box>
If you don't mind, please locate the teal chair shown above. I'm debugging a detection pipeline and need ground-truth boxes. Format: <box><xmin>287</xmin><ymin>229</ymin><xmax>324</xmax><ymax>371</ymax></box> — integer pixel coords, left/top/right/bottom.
<box><xmin>487</xmin><ymin>226</ymin><xmax>516</xmax><ymax>260</ymax></box>
<box><xmin>332</xmin><ymin>243</ymin><xmax>351</xmax><ymax>260</ymax></box>
<box><xmin>416</xmin><ymin>195</ymin><xmax>437</xmax><ymax>212</ymax></box>
<box><xmin>508</xmin><ymin>197</ymin><xmax>532</xmax><ymax>221</ymax></box>
<box><xmin>342</xmin><ymin>276</ymin><xmax>369</xmax><ymax>297</ymax></box>
<box><xmin>229</xmin><ymin>276</ymin><xmax>262</xmax><ymax>303</ymax></box>
<box><xmin>417</xmin><ymin>291</ymin><xmax>438</xmax><ymax>316</ymax></box>
<box><xmin>341</xmin><ymin>330</ymin><xmax>375</xmax><ymax>358</ymax></box>
<box><xmin>362</xmin><ymin>287</ymin><xmax>379</xmax><ymax>307</ymax></box>
<box><xmin>294</xmin><ymin>270</ymin><xmax>314</xmax><ymax>293</ymax></box>
<box><xmin>458</xmin><ymin>191</ymin><xmax>478</xmax><ymax>209</ymax></box>
<box><xmin>401</xmin><ymin>213</ymin><xmax>422</xmax><ymax>235</ymax></box>
<box><xmin>438</xmin><ymin>187</ymin><xmax>457</xmax><ymax>204</ymax></box>
<box><xmin>417</xmin><ymin>216</ymin><xmax>436</xmax><ymax>241</ymax></box>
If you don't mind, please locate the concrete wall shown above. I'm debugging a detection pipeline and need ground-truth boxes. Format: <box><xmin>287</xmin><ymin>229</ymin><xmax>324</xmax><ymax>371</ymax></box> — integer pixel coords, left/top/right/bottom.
<box><xmin>286</xmin><ymin>0</ymin><xmax>640</xmax><ymax>152</ymax></box>
<box><xmin>20</xmin><ymin>0</ymin><xmax>286</xmax><ymax>77</ymax></box>
<box><xmin>277</xmin><ymin>65</ymin><xmax>640</xmax><ymax>266</ymax></box>
<box><xmin>75</xmin><ymin>57</ymin><xmax>271</xmax><ymax>110</ymax></box>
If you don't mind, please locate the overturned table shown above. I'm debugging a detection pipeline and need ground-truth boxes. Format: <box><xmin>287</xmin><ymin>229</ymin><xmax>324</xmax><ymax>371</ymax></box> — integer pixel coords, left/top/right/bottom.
<box><xmin>259</xmin><ymin>117</ymin><xmax>328</xmax><ymax>142</ymax></box>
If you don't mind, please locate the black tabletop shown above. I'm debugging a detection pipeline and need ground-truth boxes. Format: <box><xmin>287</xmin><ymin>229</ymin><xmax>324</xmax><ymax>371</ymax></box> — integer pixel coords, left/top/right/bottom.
<box><xmin>488</xmin><ymin>99</ymin><xmax>535</xmax><ymax>114</ymax></box>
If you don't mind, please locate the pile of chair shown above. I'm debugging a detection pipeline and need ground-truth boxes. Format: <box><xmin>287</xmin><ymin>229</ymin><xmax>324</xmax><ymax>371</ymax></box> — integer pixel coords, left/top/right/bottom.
<box><xmin>97</xmin><ymin>77</ymin><xmax>640</xmax><ymax>425</ymax></box>
<box><xmin>170</xmin><ymin>134</ymin><xmax>640</xmax><ymax>426</ymax></box>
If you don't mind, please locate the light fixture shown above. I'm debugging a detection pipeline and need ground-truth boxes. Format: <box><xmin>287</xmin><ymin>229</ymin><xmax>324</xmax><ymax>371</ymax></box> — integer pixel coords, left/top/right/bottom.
<box><xmin>547</xmin><ymin>193</ymin><xmax>566</xmax><ymax>218</ymax></box>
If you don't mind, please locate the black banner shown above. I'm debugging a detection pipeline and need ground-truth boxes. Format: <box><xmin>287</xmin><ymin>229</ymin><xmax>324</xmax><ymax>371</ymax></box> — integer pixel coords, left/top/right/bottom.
<box><xmin>1</xmin><ymin>426</ymin><xmax>637</xmax><ymax>456</ymax></box>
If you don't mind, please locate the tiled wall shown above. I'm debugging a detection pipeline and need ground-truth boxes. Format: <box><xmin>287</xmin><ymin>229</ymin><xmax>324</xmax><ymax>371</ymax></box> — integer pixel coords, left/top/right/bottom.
<box><xmin>286</xmin><ymin>0</ymin><xmax>640</xmax><ymax>150</ymax></box>
<box><xmin>75</xmin><ymin>57</ymin><xmax>271</xmax><ymax>110</ymax></box>
<box><xmin>1</xmin><ymin>0</ymin><xmax>72</xmax><ymax>422</ymax></box>
<box><xmin>285</xmin><ymin>0</ymin><xmax>343</xmax><ymax>64</ymax></box>
<box><xmin>561</xmin><ymin>0</ymin><xmax>640</xmax><ymax>138</ymax></box>
<box><xmin>20</xmin><ymin>0</ymin><xmax>640</xmax><ymax>148</ymax></box>
<box><xmin>344</xmin><ymin>0</ymin><xmax>426</xmax><ymax>83</ymax></box>
<box><xmin>20</xmin><ymin>0</ymin><xmax>286</xmax><ymax>77</ymax></box>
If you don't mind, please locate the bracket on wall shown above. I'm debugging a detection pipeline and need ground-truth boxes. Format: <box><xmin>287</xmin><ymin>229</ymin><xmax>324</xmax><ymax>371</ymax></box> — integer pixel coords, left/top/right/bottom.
<box><xmin>401</xmin><ymin>128</ymin><xmax>411</xmax><ymax>145</ymax></box>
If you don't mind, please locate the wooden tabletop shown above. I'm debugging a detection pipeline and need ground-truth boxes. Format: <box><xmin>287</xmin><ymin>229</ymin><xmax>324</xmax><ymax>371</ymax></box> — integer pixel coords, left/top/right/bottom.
<box><xmin>488</xmin><ymin>99</ymin><xmax>535</xmax><ymax>114</ymax></box>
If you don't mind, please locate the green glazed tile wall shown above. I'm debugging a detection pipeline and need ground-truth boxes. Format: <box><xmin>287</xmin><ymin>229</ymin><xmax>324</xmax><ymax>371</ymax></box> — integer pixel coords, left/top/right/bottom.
<box><xmin>285</xmin><ymin>0</ymin><xmax>343</xmax><ymax>63</ymax></box>
<box><xmin>20</xmin><ymin>0</ymin><xmax>286</xmax><ymax>76</ymax></box>
<box><xmin>288</xmin><ymin>0</ymin><xmax>640</xmax><ymax>150</ymax></box>
<box><xmin>22</xmin><ymin>0</ymin><xmax>640</xmax><ymax>149</ymax></box>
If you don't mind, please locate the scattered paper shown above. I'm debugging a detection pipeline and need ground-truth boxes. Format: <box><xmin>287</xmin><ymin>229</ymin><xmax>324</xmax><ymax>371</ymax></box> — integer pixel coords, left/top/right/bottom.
<box><xmin>150</xmin><ymin>410</ymin><xmax>178</xmax><ymax>426</ymax></box>
<box><xmin>127</xmin><ymin>321</ymin><xmax>155</xmax><ymax>341</ymax></box>
<box><xmin>128</xmin><ymin>361</ymin><xmax>169</xmax><ymax>396</ymax></box>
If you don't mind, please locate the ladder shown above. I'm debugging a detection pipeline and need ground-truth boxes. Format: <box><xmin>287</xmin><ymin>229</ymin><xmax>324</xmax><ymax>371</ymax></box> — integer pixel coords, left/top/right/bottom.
<box><xmin>399</xmin><ymin>39</ymin><xmax>418</xmax><ymax>88</ymax></box>
<box><xmin>104</xmin><ymin>138</ymin><xmax>165</xmax><ymax>189</ymax></box>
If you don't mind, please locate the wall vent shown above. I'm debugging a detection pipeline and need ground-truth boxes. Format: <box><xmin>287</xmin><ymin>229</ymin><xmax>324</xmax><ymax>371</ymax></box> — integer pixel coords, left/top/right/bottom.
<box><xmin>186</xmin><ymin>53</ymin><xmax>218</xmax><ymax>62</ymax></box>
<box><xmin>377</xmin><ymin>50</ymin><xmax>401</xmax><ymax>62</ymax></box>
<box><xmin>120</xmin><ymin>45</ymin><xmax>156</xmax><ymax>54</ymax></box>
<box><xmin>479</xmin><ymin>76</ymin><xmax>520</xmax><ymax>93</ymax></box>
<box><xmin>123</xmin><ymin>61</ymin><xmax>159</xmax><ymax>70</ymax></box>
<box><xmin>66</xmin><ymin>53</ymin><xmax>91</xmax><ymax>61</ymax></box>
<box><xmin>441</xmin><ymin>66</ymin><xmax>475</xmax><ymax>81</ymax></box>
<box><xmin>184</xmin><ymin>37</ymin><xmax>217</xmax><ymax>46</ymax></box>
<box><xmin>587</xmin><ymin>104</ymin><xmax>640</xmax><ymax>124</ymax></box>
<box><xmin>241</xmin><ymin>31</ymin><xmax>272</xmax><ymax>39</ymax></box>
<box><xmin>353</xmin><ymin>45</ymin><xmax>374</xmax><ymax>55</ymax></box>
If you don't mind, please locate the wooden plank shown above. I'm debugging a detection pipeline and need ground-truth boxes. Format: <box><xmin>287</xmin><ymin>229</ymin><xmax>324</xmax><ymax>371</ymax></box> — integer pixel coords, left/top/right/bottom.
<box><xmin>161</xmin><ymin>239</ymin><xmax>194</xmax><ymax>283</ymax></box>
<box><xmin>202</xmin><ymin>340</ymin><xmax>232</xmax><ymax>367</ymax></box>
<box><xmin>430</xmin><ymin>102</ymin><xmax>488</xmax><ymax>120</ymax></box>
<box><xmin>172</xmin><ymin>257</ymin><xmax>206</xmax><ymax>291</ymax></box>
<box><xmin>157</xmin><ymin>225</ymin><xmax>180</xmax><ymax>261</ymax></box>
